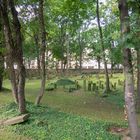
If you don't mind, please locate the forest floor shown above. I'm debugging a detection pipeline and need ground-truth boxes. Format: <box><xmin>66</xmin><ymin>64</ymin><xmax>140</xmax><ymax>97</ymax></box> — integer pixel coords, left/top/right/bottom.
<box><xmin>0</xmin><ymin>74</ymin><xmax>139</xmax><ymax>140</ymax></box>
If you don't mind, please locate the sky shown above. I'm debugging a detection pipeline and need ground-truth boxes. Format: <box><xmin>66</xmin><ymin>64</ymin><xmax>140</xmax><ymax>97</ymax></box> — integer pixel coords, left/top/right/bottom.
<box><xmin>100</xmin><ymin>0</ymin><xmax>106</xmax><ymax>3</ymax></box>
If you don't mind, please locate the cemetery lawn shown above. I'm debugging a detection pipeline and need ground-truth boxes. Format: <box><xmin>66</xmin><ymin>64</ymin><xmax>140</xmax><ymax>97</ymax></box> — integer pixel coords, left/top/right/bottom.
<box><xmin>0</xmin><ymin>74</ymin><xmax>139</xmax><ymax>140</ymax></box>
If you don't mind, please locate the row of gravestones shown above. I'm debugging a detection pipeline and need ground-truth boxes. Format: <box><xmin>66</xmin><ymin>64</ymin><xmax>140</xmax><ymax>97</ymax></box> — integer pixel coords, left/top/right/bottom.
<box><xmin>46</xmin><ymin>78</ymin><xmax>125</xmax><ymax>93</ymax></box>
<box><xmin>46</xmin><ymin>79</ymin><xmax>81</xmax><ymax>92</ymax></box>
<box><xmin>83</xmin><ymin>79</ymin><xmax>125</xmax><ymax>92</ymax></box>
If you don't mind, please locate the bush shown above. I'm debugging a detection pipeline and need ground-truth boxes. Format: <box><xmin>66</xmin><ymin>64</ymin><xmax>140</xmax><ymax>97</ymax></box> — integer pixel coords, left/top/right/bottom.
<box><xmin>46</xmin><ymin>83</ymin><xmax>55</xmax><ymax>91</ymax></box>
<box><xmin>56</xmin><ymin>79</ymin><xmax>75</xmax><ymax>86</ymax></box>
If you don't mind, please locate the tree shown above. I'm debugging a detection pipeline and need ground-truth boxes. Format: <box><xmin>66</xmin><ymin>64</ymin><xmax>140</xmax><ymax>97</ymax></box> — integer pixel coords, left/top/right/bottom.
<box><xmin>35</xmin><ymin>0</ymin><xmax>47</xmax><ymax>105</ymax></box>
<box><xmin>0</xmin><ymin>0</ymin><xmax>26</xmax><ymax>113</ymax></box>
<box><xmin>118</xmin><ymin>0</ymin><xmax>140</xmax><ymax>139</ymax></box>
<box><xmin>0</xmin><ymin>1</ymin><xmax>18</xmax><ymax>103</ymax></box>
<box><xmin>96</xmin><ymin>0</ymin><xmax>110</xmax><ymax>92</ymax></box>
<box><xmin>0</xmin><ymin>13</ymin><xmax>4</xmax><ymax>91</ymax></box>
<box><xmin>0</xmin><ymin>53</ymin><xmax>4</xmax><ymax>91</ymax></box>
<box><xmin>130</xmin><ymin>1</ymin><xmax>140</xmax><ymax>111</ymax></box>
<box><xmin>137</xmin><ymin>49</ymin><xmax>140</xmax><ymax>110</ymax></box>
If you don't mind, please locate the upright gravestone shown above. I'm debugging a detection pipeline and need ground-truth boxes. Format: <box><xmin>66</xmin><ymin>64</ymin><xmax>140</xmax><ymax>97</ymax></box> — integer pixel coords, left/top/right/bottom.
<box><xmin>88</xmin><ymin>81</ymin><xmax>92</xmax><ymax>91</ymax></box>
<box><xmin>83</xmin><ymin>79</ymin><xmax>87</xmax><ymax>91</ymax></box>
<box><xmin>92</xmin><ymin>83</ymin><xmax>96</xmax><ymax>92</ymax></box>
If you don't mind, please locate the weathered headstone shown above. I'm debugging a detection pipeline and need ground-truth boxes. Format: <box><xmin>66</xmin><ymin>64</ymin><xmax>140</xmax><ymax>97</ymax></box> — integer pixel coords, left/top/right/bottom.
<box><xmin>92</xmin><ymin>83</ymin><xmax>96</xmax><ymax>91</ymax></box>
<box><xmin>83</xmin><ymin>79</ymin><xmax>87</xmax><ymax>91</ymax></box>
<box><xmin>75</xmin><ymin>80</ymin><xmax>80</xmax><ymax>89</ymax></box>
<box><xmin>0</xmin><ymin>114</ymin><xmax>30</xmax><ymax>126</ymax></box>
<box><xmin>88</xmin><ymin>81</ymin><xmax>92</xmax><ymax>91</ymax></box>
<box><xmin>118</xmin><ymin>79</ymin><xmax>121</xmax><ymax>85</ymax></box>
<box><xmin>101</xmin><ymin>84</ymin><xmax>104</xmax><ymax>89</ymax></box>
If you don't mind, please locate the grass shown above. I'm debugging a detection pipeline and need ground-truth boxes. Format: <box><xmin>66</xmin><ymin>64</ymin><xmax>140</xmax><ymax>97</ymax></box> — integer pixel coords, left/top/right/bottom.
<box><xmin>0</xmin><ymin>73</ymin><xmax>132</xmax><ymax>140</ymax></box>
<box><xmin>0</xmin><ymin>102</ymin><xmax>121</xmax><ymax>140</ymax></box>
<box><xmin>0</xmin><ymin>129</ymin><xmax>31</xmax><ymax>140</ymax></box>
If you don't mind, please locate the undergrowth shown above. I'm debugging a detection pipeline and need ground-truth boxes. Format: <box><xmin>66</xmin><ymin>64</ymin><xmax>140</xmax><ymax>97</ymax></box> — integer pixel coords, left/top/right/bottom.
<box><xmin>0</xmin><ymin>102</ymin><xmax>121</xmax><ymax>140</ymax></box>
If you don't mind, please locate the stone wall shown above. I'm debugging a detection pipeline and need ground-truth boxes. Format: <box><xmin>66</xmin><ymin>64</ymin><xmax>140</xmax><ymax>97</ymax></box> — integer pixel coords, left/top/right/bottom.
<box><xmin>25</xmin><ymin>68</ymin><xmax>123</xmax><ymax>78</ymax></box>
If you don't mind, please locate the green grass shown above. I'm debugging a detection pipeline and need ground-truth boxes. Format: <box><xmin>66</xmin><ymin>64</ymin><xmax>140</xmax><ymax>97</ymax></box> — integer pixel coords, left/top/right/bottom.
<box><xmin>0</xmin><ymin>102</ymin><xmax>121</xmax><ymax>140</ymax></box>
<box><xmin>0</xmin><ymin>74</ymin><xmax>132</xmax><ymax>140</ymax></box>
<box><xmin>0</xmin><ymin>129</ymin><xmax>31</xmax><ymax>140</ymax></box>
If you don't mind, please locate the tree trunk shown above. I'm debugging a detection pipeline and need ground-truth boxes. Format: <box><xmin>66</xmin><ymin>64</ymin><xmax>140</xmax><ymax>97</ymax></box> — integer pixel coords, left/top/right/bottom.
<box><xmin>69</xmin><ymin>53</ymin><xmax>72</xmax><ymax>68</ymax></box>
<box><xmin>33</xmin><ymin>4</ymin><xmax>41</xmax><ymax>77</ymax></box>
<box><xmin>118</xmin><ymin>0</ymin><xmax>140</xmax><ymax>139</ymax></box>
<box><xmin>75</xmin><ymin>55</ymin><xmax>78</xmax><ymax>69</ymax></box>
<box><xmin>66</xmin><ymin>35</ymin><xmax>69</xmax><ymax>75</ymax></box>
<box><xmin>0</xmin><ymin>55</ymin><xmax>4</xmax><ymax>91</ymax></box>
<box><xmin>27</xmin><ymin>58</ymin><xmax>31</xmax><ymax>69</ymax></box>
<box><xmin>110</xmin><ymin>61</ymin><xmax>113</xmax><ymax>77</ymax></box>
<box><xmin>97</xmin><ymin>56</ymin><xmax>101</xmax><ymax>79</ymax></box>
<box><xmin>79</xmin><ymin>47</ymin><xmax>82</xmax><ymax>73</ymax></box>
<box><xmin>135</xmin><ymin>4</ymin><xmax>140</xmax><ymax>111</ymax></box>
<box><xmin>6</xmin><ymin>57</ymin><xmax>18</xmax><ymax>103</ymax></box>
<box><xmin>0</xmin><ymin>0</ymin><xmax>27</xmax><ymax>112</ymax></box>
<box><xmin>9</xmin><ymin>0</ymin><xmax>26</xmax><ymax>113</ymax></box>
<box><xmin>55</xmin><ymin>61</ymin><xmax>59</xmax><ymax>74</ymax></box>
<box><xmin>0</xmin><ymin>17</ymin><xmax>4</xmax><ymax>92</ymax></box>
<box><xmin>137</xmin><ymin>49</ymin><xmax>140</xmax><ymax>110</ymax></box>
<box><xmin>34</xmin><ymin>34</ymin><xmax>41</xmax><ymax>77</ymax></box>
<box><xmin>60</xmin><ymin>60</ymin><xmax>64</xmax><ymax>76</ymax></box>
<box><xmin>35</xmin><ymin>0</ymin><xmax>46</xmax><ymax>106</ymax></box>
<box><xmin>37</xmin><ymin>55</ymin><xmax>41</xmax><ymax>77</ymax></box>
<box><xmin>110</xmin><ymin>41</ymin><xmax>115</xmax><ymax>77</ymax></box>
<box><xmin>0</xmin><ymin>1</ymin><xmax>18</xmax><ymax>103</ymax></box>
<box><xmin>78</xmin><ymin>32</ymin><xmax>82</xmax><ymax>74</ymax></box>
<box><xmin>96</xmin><ymin>0</ymin><xmax>110</xmax><ymax>92</ymax></box>
<box><xmin>63</xmin><ymin>58</ymin><xmax>67</xmax><ymax>74</ymax></box>
<box><xmin>97</xmin><ymin>57</ymin><xmax>101</xmax><ymax>73</ymax></box>
<box><xmin>123</xmin><ymin>48</ymin><xmax>139</xmax><ymax>140</ymax></box>
<box><xmin>16</xmin><ymin>60</ymin><xmax>26</xmax><ymax>114</ymax></box>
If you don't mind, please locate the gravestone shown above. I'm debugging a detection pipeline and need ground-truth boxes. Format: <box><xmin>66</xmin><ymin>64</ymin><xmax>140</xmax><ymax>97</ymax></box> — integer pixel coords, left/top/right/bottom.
<box><xmin>0</xmin><ymin>114</ymin><xmax>30</xmax><ymax>126</ymax></box>
<box><xmin>88</xmin><ymin>81</ymin><xmax>92</xmax><ymax>91</ymax></box>
<box><xmin>92</xmin><ymin>83</ymin><xmax>96</xmax><ymax>92</ymax></box>
<box><xmin>83</xmin><ymin>79</ymin><xmax>87</xmax><ymax>91</ymax></box>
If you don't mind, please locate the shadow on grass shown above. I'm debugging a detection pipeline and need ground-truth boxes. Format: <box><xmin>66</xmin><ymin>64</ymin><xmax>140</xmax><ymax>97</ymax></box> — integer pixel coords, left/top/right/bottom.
<box><xmin>0</xmin><ymin>87</ymin><xmax>11</xmax><ymax>93</ymax></box>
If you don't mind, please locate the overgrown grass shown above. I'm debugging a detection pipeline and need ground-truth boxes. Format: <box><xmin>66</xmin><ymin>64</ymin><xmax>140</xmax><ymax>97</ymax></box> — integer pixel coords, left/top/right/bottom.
<box><xmin>0</xmin><ymin>129</ymin><xmax>30</xmax><ymax>140</ymax></box>
<box><xmin>1</xmin><ymin>74</ymin><xmax>126</xmax><ymax>122</ymax></box>
<box><xmin>24</xmin><ymin>74</ymin><xmax>126</xmax><ymax>122</ymax></box>
<box><xmin>0</xmin><ymin>102</ymin><xmax>121</xmax><ymax>140</ymax></box>
<box><xmin>0</xmin><ymin>73</ymin><xmax>132</xmax><ymax>139</ymax></box>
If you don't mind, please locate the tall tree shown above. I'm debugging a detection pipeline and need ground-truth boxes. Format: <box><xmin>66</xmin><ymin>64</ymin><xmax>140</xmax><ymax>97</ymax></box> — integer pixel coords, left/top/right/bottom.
<box><xmin>0</xmin><ymin>12</ymin><xmax>4</xmax><ymax>91</ymax></box>
<box><xmin>131</xmin><ymin>1</ymin><xmax>140</xmax><ymax>111</ymax></box>
<box><xmin>78</xmin><ymin>31</ymin><xmax>83</xmax><ymax>73</ymax></box>
<box><xmin>35</xmin><ymin>0</ymin><xmax>46</xmax><ymax>105</ymax></box>
<box><xmin>9</xmin><ymin>0</ymin><xmax>26</xmax><ymax>113</ymax></box>
<box><xmin>0</xmin><ymin>0</ymin><xmax>18</xmax><ymax>103</ymax></box>
<box><xmin>0</xmin><ymin>0</ymin><xmax>26</xmax><ymax>113</ymax></box>
<box><xmin>96</xmin><ymin>0</ymin><xmax>110</xmax><ymax>92</ymax></box>
<box><xmin>118</xmin><ymin>0</ymin><xmax>140</xmax><ymax>139</ymax></box>
<box><xmin>0</xmin><ymin>53</ymin><xmax>4</xmax><ymax>91</ymax></box>
<box><xmin>137</xmin><ymin>49</ymin><xmax>140</xmax><ymax>110</ymax></box>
